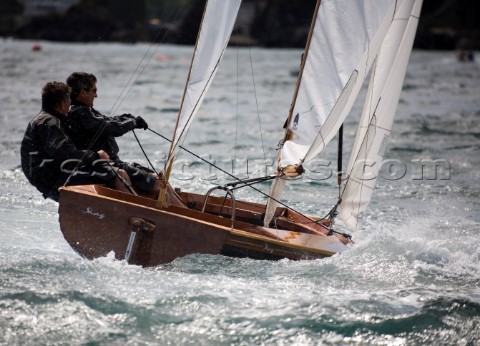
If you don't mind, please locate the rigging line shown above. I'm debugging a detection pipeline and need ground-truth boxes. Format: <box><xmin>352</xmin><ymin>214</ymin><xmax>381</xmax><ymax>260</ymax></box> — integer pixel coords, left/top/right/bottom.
<box><xmin>225</xmin><ymin>175</ymin><xmax>278</xmax><ymax>188</ymax></box>
<box><xmin>219</xmin><ymin>193</ymin><xmax>229</xmax><ymax>218</ymax></box>
<box><xmin>393</xmin><ymin>0</ymin><xmax>398</xmax><ymax>21</ymax></box>
<box><xmin>339</xmin><ymin>100</ymin><xmax>379</xmax><ymax>221</ymax></box>
<box><xmin>112</xmin><ymin>11</ymin><xmax>183</xmax><ymax>116</ymax></box>
<box><xmin>64</xmin><ymin>6</ymin><xmax>187</xmax><ymax>185</ymax></box>
<box><xmin>131</xmin><ymin>130</ymin><xmax>159</xmax><ymax>175</ymax></box>
<box><xmin>148</xmin><ymin>127</ymin><xmax>334</xmax><ymax>227</ymax></box>
<box><xmin>249</xmin><ymin>47</ymin><xmax>266</xmax><ymax>160</ymax></box>
<box><xmin>229</xmin><ymin>177</ymin><xmax>277</xmax><ymax>191</ymax></box>
<box><xmin>167</xmin><ymin>42</ymin><xmax>229</xmax><ymax>163</ymax></box>
<box><xmin>106</xmin><ymin>161</ymin><xmax>138</xmax><ymax>196</ymax></box>
<box><xmin>341</xmin><ymin>108</ymin><xmax>381</xmax><ymax>197</ymax></box>
<box><xmin>151</xmin><ymin>128</ymin><xmax>266</xmax><ymax>186</ymax></box>
<box><xmin>109</xmin><ymin>5</ymin><xmax>185</xmax><ymax>114</ymax></box>
<box><xmin>110</xmin><ymin>5</ymin><xmax>186</xmax><ymax>117</ymax></box>
<box><xmin>340</xmin><ymin>59</ymin><xmax>379</xmax><ymax>196</ymax></box>
<box><xmin>62</xmin><ymin>121</ymin><xmax>110</xmax><ymax>187</ymax></box>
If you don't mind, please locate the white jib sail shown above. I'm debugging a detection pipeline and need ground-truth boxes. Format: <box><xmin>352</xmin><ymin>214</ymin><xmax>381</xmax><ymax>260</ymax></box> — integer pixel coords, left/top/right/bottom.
<box><xmin>280</xmin><ymin>0</ymin><xmax>398</xmax><ymax>168</ymax></box>
<box><xmin>166</xmin><ymin>0</ymin><xmax>241</xmax><ymax>167</ymax></box>
<box><xmin>339</xmin><ymin>0</ymin><xmax>423</xmax><ymax>230</ymax></box>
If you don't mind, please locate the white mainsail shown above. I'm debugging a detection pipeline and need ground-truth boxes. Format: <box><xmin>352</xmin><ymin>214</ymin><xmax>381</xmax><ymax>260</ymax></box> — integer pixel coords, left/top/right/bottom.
<box><xmin>158</xmin><ymin>0</ymin><xmax>241</xmax><ymax>207</ymax></box>
<box><xmin>265</xmin><ymin>0</ymin><xmax>399</xmax><ymax>226</ymax></box>
<box><xmin>339</xmin><ymin>0</ymin><xmax>423</xmax><ymax>229</ymax></box>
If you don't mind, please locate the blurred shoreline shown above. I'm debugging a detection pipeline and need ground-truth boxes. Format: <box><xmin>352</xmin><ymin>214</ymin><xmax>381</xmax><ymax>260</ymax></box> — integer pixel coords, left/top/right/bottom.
<box><xmin>1</xmin><ymin>0</ymin><xmax>479</xmax><ymax>50</ymax></box>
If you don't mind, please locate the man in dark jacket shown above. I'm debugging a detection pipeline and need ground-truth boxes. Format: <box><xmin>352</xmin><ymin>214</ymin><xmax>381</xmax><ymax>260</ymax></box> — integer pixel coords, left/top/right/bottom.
<box><xmin>20</xmin><ymin>82</ymin><xmax>132</xmax><ymax>201</ymax></box>
<box><xmin>66</xmin><ymin>72</ymin><xmax>158</xmax><ymax>196</ymax></box>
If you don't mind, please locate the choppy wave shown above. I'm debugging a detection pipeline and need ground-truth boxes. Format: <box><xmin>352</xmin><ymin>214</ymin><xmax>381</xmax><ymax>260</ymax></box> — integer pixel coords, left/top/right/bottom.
<box><xmin>1</xmin><ymin>252</ymin><xmax>479</xmax><ymax>345</ymax></box>
<box><xmin>1</xmin><ymin>41</ymin><xmax>479</xmax><ymax>345</ymax></box>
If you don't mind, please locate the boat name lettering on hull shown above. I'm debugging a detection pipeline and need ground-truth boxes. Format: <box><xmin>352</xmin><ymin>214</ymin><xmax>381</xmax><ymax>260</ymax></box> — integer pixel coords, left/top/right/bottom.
<box><xmin>84</xmin><ymin>207</ymin><xmax>105</xmax><ymax>220</ymax></box>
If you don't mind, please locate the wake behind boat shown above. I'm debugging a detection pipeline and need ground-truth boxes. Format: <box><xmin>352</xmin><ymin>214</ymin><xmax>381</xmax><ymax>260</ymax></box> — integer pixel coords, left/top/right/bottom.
<box><xmin>59</xmin><ymin>0</ymin><xmax>423</xmax><ymax>266</ymax></box>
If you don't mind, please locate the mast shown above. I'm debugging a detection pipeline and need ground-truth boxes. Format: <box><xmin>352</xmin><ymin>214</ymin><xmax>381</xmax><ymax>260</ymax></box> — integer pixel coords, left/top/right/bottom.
<box><xmin>264</xmin><ymin>0</ymin><xmax>323</xmax><ymax>227</ymax></box>
<box><xmin>282</xmin><ymin>0</ymin><xmax>322</xmax><ymax>144</ymax></box>
<box><xmin>337</xmin><ymin>124</ymin><xmax>343</xmax><ymax>188</ymax></box>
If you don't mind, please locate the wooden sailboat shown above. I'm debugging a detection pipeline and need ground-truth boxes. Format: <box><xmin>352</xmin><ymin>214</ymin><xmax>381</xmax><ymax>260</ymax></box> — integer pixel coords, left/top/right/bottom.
<box><xmin>58</xmin><ymin>0</ymin><xmax>423</xmax><ymax>266</ymax></box>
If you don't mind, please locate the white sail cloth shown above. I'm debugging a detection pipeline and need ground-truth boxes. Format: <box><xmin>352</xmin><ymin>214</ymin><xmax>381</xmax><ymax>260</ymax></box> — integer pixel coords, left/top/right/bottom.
<box><xmin>280</xmin><ymin>0</ymin><xmax>397</xmax><ymax>168</ymax></box>
<box><xmin>265</xmin><ymin>0</ymin><xmax>398</xmax><ymax>227</ymax></box>
<box><xmin>166</xmin><ymin>0</ymin><xmax>242</xmax><ymax>167</ymax></box>
<box><xmin>339</xmin><ymin>0</ymin><xmax>423</xmax><ymax>229</ymax></box>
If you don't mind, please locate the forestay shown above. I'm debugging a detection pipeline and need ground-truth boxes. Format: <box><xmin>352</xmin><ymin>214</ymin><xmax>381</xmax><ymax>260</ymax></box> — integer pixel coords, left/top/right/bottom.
<box><xmin>339</xmin><ymin>0</ymin><xmax>423</xmax><ymax>229</ymax></box>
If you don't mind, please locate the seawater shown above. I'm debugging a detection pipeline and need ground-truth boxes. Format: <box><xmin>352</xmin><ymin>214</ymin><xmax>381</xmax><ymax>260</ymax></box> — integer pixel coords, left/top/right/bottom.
<box><xmin>0</xmin><ymin>39</ymin><xmax>479</xmax><ymax>345</ymax></box>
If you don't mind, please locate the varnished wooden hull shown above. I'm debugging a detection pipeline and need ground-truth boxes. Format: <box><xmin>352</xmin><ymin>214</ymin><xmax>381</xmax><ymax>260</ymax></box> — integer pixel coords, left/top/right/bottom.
<box><xmin>58</xmin><ymin>185</ymin><xmax>351</xmax><ymax>267</ymax></box>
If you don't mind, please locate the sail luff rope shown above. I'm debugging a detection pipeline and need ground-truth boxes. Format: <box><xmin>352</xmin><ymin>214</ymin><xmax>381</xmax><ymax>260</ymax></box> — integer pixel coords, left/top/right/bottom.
<box><xmin>339</xmin><ymin>59</ymin><xmax>381</xmax><ymax>198</ymax></box>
